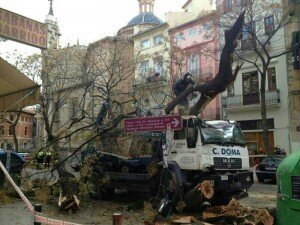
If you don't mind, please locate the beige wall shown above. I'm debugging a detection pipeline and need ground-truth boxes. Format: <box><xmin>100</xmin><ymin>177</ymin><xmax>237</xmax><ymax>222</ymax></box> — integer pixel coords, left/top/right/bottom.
<box><xmin>182</xmin><ymin>0</ymin><xmax>212</xmax><ymax>13</ymax></box>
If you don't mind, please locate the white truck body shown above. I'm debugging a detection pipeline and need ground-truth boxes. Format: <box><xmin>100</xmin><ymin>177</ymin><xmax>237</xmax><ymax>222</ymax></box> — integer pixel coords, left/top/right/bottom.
<box><xmin>166</xmin><ymin>116</ymin><xmax>250</xmax><ymax>172</ymax></box>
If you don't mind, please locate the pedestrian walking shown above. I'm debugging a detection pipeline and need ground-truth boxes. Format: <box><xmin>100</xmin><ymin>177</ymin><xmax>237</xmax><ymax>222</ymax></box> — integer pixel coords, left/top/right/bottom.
<box><xmin>45</xmin><ymin>150</ymin><xmax>52</xmax><ymax>169</ymax></box>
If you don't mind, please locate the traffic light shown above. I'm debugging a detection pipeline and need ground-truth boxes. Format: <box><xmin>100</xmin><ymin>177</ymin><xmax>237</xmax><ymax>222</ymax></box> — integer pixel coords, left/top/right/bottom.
<box><xmin>292</xmin><ymin>31</ymin><xmax>300</xmax><ymax>70</ymax></box>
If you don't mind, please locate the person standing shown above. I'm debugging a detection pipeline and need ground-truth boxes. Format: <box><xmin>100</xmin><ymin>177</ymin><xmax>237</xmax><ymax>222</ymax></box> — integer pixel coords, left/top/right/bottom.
<box><xmin>45</xmin><ymin>150</ymin><xmax>52</xmax><ymax>169</ymax></box>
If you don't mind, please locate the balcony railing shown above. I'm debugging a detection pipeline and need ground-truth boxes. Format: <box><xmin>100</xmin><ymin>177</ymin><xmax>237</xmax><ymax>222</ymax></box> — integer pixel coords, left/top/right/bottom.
<box><xmin>134</xmin><ymin>74</ymin><xmax>168</xmax><ymax>86</ymax></box>
<box><xmin>290</xmin><ymin>0</ymin><xmax>300</xmax><ymax>4</ymax></box>
<box><xmin>222</xmin><ymin>90</ymin><xmax>280</xmax><ymax>109</ymax></box>
<box><xmin>237</xmin><ymin>35</ymin><xmax>271</xmax><ymax>52</ymax></box>
<box><xmin>190</xmin><ymin>66</ymin><xmax>213</xmax><ymax>81</ymax></box>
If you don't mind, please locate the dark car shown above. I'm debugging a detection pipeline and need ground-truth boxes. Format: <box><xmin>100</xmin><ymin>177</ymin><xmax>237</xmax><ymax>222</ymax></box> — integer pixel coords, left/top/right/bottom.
<box><xmin>0</xmin><ymin>150</ymin><xmax>25</xmax><ymax>186</ymax></box>
<box><xmin>255</xmin><ymin>156</ymin><xmax>284</xmax><ymax>183</ymax></box>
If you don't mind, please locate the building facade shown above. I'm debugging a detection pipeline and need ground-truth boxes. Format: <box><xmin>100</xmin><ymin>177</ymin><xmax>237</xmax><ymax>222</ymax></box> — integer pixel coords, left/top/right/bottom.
<box><xmin>218</xmin><ymin>0</ymin><xmax>291</xmax><ymax>154</ymax></box>
<box><xmin>132</xmin><ymin>23</ymin><xmax>171</xmax><ymax>115</ymax></box>
<box><xmin>169</xmin><ymin>11</ymin><xmax>220</xmax><ymax>119</ymax></box>
<box><xmin>0</xmin><ymin>110</ymin><xmax>36</xmax><ymax>151</ymax></box>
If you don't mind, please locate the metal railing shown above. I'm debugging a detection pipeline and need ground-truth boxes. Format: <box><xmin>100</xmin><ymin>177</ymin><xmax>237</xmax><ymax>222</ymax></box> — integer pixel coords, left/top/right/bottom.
<box><xmin>190</xmin><ymin>66</ymin><xmax>213</xmax><ymax>81</ymax></box>
<box><xmin>222</xmin><ymin>90</ymin><xmax>280</xmax><ymax>109</ymax></box>
<box><xmin>133</xmin><ymin>74</ymin><xmax>168</xmax><ymax>86</ymax></box>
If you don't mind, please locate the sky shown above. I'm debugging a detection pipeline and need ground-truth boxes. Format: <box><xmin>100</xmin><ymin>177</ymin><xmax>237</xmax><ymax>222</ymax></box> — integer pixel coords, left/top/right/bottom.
<box><xmin>0</xmin><ymin>0</ymin><xmax>187</xmax><ymax>59</ymax></box>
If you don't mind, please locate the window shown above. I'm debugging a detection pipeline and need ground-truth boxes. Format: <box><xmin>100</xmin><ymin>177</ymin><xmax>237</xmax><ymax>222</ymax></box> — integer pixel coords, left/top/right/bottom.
<box><xmin>238</xmin><ymin>119</ymin><xmax>274</xmax><ymax>130</ymax></box>
<box><xmin>25</xmin><ymin>127</ymin><xmax>28</xmax><ymax>136</ymax></box>
<box><xmin>188</xmin><ymin>54</ymin><xmax>199</xmax><ymax>75</ymax></box>
<box><xmin>69</xmin><ymin>97</ymin><xmax>79</xmax><ymax>119</ymax></box>
<box><xmin>224</xmin><ymin>0</ymin><xmax>233</xmax><ymax>12</ymax></box>
<box><xmin>139</xmin><ymin>60</ymin><xmax>149</xmax><ymax>76</ymax></box>
<box><xmin>242</xmin><ymin>71</ymin><xmax>259</xmax><ymax>105</ymax></box>
<box><xmin>154</xmin><ymin>59</ymin><xmax>163</xmax><ymax>75</ymax></box>
<box><xmin>175</xmin><ymin>33</ymin><xmax>184</xmax><ymax>42</ymax></box>
<box><xmin>188</xmin><ymin>28</ymin><xmax>197</xmax><ymax>37</ymax></box>
<box><xmin>264</xmin><ymin>16</ymin><xmax>274</xmax><ymax>35</ymax></box>
<box><xmin>140</xmin><ymin>39</ymin><xmax>150</xmax><ymax>49</ymax></box>
<box><xmin>238</xmin><ymin>0</ymin><xmax>252</xmax><ymax>7</ymax></box>
<box><xmin>174</xmin><ymin>120</ymin><xmax>187</xmax><ymax>140</ymax></box>
<box><xmin>0</xmin><ymin>125</ymin><xmax>4</xmax><ymax>135</ymax></box>
<box><xmin>9</xmin><ymin>125</ymin><xmax>13</xmax><ymax>136</ymax></box>
<box><xmin>241</xmin><ymin>22</ymin><xmax>256</xmax><ymax>50</ymax></box>
<box><xmin>153</xmin><ymin>35</ymin><xmax>164</xmax><ymax>46</ymax></box>
<box><xmin>9</xmin><ymin>115</ymin><xmax>14</xmax><ymax>121</ymax></box>
<box><xmin>267</xmin><ymin>67</ymin><xmax>277</xmax><ymax>91</ymax></box>
<box><xmin>227</xmin><ymin>84</ymin><xmax>234</xmax><ymax>96</ymax></box>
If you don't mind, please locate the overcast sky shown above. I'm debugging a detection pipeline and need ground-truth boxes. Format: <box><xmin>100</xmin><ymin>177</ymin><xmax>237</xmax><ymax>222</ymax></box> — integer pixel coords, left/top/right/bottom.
<box><xmin>0</xmin><ymin>0</ymin><xmax>187</xmax><ymax>58</ymax></box>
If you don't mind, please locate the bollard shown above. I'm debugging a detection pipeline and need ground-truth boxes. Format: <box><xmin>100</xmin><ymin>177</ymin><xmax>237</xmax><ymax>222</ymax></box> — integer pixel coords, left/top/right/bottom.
<box><xmin>34</xmin><ymin>204</ymin><xmax>43</xmax><ymax>225</ymax></box>
<box><xmin>113</xmin><ymin>213</ymin><xmax>123</xmax><ymax>225</ymax></box>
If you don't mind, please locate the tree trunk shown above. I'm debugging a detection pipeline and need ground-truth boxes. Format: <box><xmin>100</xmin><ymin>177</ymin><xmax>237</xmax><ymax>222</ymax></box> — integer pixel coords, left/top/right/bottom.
<box><xmin>50</xmin><ymin>136</ymin><xmax>80</xmax><ymax>212</ymax></box>
<box><xmin>12</xmin><ymin>129</ymin><xmax>18</xmax><ymax>152</ymax></box>
<box><xmin>260</xmin><ymin>73</ymin><xmax>271</xmax><ymax>154</ymax></box>
<box><xmin>165</xmin><ymin>12</ymin><xmax>245</xmax><ymax>115</ymax></box>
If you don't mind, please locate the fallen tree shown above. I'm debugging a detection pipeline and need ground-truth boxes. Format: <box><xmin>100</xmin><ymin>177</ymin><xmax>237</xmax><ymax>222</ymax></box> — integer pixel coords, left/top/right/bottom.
<box><xmin>165</xmin><ymin>11</ymin><xmax>245</xmax><ymax>115</ymax></box>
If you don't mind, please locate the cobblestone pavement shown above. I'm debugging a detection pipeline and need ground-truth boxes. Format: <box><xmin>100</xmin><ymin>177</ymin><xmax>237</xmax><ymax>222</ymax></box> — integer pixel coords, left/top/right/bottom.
<box><xmin>0</xmin><ymin>181</ymin><xmax>277</xmax><ymax>225</ymax></box>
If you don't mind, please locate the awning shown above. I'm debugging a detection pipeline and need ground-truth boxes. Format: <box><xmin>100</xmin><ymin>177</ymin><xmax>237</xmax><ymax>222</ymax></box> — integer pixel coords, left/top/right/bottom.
<box><xmin>0</xmin><ymin>57</ymin><xmax>40</xmax><ymax>111</ymax></box>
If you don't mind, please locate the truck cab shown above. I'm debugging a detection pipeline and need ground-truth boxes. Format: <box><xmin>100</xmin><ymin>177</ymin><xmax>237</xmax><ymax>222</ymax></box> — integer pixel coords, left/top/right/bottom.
<box><xmin>166</xmin><ymin>116</ymin><xmax>253</xmax><ymax>200</ymax></box>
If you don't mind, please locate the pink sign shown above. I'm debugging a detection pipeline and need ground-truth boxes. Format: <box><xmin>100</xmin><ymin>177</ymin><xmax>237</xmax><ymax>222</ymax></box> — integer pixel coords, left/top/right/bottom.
<box><xmin>124</xmin><ymin>115</ymin><xmax>182</xmax><ymax>132</ymax></box>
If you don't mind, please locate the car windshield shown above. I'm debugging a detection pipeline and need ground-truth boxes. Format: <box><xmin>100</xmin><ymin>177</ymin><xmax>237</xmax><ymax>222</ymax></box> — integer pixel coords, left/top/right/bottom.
<box><xmin>201</xmin><ymin>121</ymin><xmax>245</xmax><ymax>146</ymax></box>
<box><xmin>261</xmin><ymin>156</ymin><xmax>283</xmax><ymax>164</ymax></box>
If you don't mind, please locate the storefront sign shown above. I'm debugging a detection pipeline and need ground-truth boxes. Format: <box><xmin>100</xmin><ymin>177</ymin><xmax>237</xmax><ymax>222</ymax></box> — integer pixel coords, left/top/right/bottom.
<box><xmin>0</xmin><ymin>8</ymin><xmax>47</xmax><ymax>49</ymax></box>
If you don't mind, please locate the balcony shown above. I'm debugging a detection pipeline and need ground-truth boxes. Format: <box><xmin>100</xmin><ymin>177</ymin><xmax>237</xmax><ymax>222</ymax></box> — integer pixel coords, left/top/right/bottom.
<box><xmin>290</xmin><ymin>0</ymin><xmax>300</xmax><ymax>4</ymax></box>
<box><xmin>222</xmin><ymin>90</ymin><xmax>280</xmax><ymax>110</ymax></box>
<box><xmin>236</xmin><ymin>35</ymin><xmax>271</xmax><ymax>53</ymax></box>
<box><xmin>190</xmin><ymin>66</ymin><xmax>213</xmax><ymax>82</ymax></box>
<box><xmin>133</xmin><ymin>74</ymin><xmax>168</xmax><ymax>88</ymax></box>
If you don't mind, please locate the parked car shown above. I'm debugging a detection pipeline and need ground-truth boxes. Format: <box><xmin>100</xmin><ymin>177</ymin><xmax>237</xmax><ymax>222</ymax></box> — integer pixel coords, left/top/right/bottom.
<box><xmin>0</xmin><ymin>150</ymin><xmax>25</xmax><ymax>186</ymax></box>
<box><xmin>256</xmin><ymin>155</ymin><xmax>284</xmax><ymax>183</ymax></box>
<box><xmin>17</xmin><ymin>152</ymin><xmax>30</xmax><ymax>162</ymax></box>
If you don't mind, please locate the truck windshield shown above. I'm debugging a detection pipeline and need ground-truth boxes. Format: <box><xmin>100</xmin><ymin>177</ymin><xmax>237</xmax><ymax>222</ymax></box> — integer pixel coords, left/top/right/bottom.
<box><xmin>201</xmin><ymin>121</ymin><xmax>245</xmax><ymax>146</ymax></box>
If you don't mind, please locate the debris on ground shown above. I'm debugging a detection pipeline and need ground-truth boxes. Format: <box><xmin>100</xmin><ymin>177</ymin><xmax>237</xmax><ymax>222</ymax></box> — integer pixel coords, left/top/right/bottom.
<box><xmin>203</xmin><ymin>198</ymin><xmax>274</xmax><ymax>225</ymax></box>
<box><xmin>171</xmin><ymin>215</ymin><xmax>196</xmax><ymax>224</ymax></box>
<box><xmin>0</xmin><ymin>188</ymin><xmax>12</xmax><ymax>204</ymax></box>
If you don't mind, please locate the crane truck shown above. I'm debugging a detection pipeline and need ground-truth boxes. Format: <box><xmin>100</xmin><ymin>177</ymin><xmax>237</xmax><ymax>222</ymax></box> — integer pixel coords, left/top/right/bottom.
<box><xmin>86</xmin><ymin>115</ymin><xmax>253</xmax><ymax>215</ymax></box>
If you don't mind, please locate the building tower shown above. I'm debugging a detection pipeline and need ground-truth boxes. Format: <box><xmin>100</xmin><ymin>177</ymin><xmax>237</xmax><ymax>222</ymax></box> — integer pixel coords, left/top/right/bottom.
<box><xmin>45</xmin><ymin>0</ymin><xmax>61</xmax><ymax>49</ymax></box>
<box><xmin>117</xmin><ymin>0</ymin><xmax>162</xmax><ymax>37</ymax></box>
<box><xmin>138</xmin><ymin>0</ymin><xmax>155</xmax><ymax>13</ymax></box>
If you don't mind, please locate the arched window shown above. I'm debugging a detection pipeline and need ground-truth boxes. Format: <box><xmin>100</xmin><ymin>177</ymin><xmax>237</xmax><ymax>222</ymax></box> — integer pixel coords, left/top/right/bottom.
<box><xmin>0</xmin><ymin>125</ymin><xmax>4</xmax><ymax>135</ymax></box>
<box><xmin>9</xmin><ymin>125</ymin><xmax>13</xmax><ymax>135</ymax></box>
<box><xmin>25</xmin><ymin>127</ymin><xmax>28</xmax><ymax>136</ymax></box>
<box><xmin>188</xmin><ymin>54</ymin><xmax>199</xmax><ymax>76</ymax></box>
<box><xmin>24</xmin><ymin>142</ymin><xmax>28</xmax><ymax>150</ymax></box>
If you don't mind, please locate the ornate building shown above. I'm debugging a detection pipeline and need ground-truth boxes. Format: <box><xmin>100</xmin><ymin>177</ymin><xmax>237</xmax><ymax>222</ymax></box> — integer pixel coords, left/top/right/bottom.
<box><xmin>45</xmin><ymin>0</ymin><xmax>61</xmax><ymax>49</ymax></box>
<box><xmin>118</xmin><ymin>0</ymin><xmax>163</xmax><ymax>37</ymax></box>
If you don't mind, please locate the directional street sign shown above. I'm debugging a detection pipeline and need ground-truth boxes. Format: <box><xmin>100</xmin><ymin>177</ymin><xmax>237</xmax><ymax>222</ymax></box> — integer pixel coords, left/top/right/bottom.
<box><xmin>124</xmin><ymin>115</ymin><xmax>182</xmax><ymax>133</ymax></box>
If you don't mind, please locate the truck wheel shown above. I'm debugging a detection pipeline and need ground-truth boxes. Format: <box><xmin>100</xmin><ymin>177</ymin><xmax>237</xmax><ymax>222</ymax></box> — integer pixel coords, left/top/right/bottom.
<box><xmin>159</xmin><ymin>169</ymin><xmax>182</xmax><ymax>217</ymax></box>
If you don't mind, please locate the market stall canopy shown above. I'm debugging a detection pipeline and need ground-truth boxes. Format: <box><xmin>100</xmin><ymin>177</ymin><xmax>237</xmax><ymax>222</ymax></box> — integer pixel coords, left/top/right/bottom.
<box><xmin>0</xmin><ymin>57</ymin><xmax>40</xmax><ymax>111</ymax></box>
